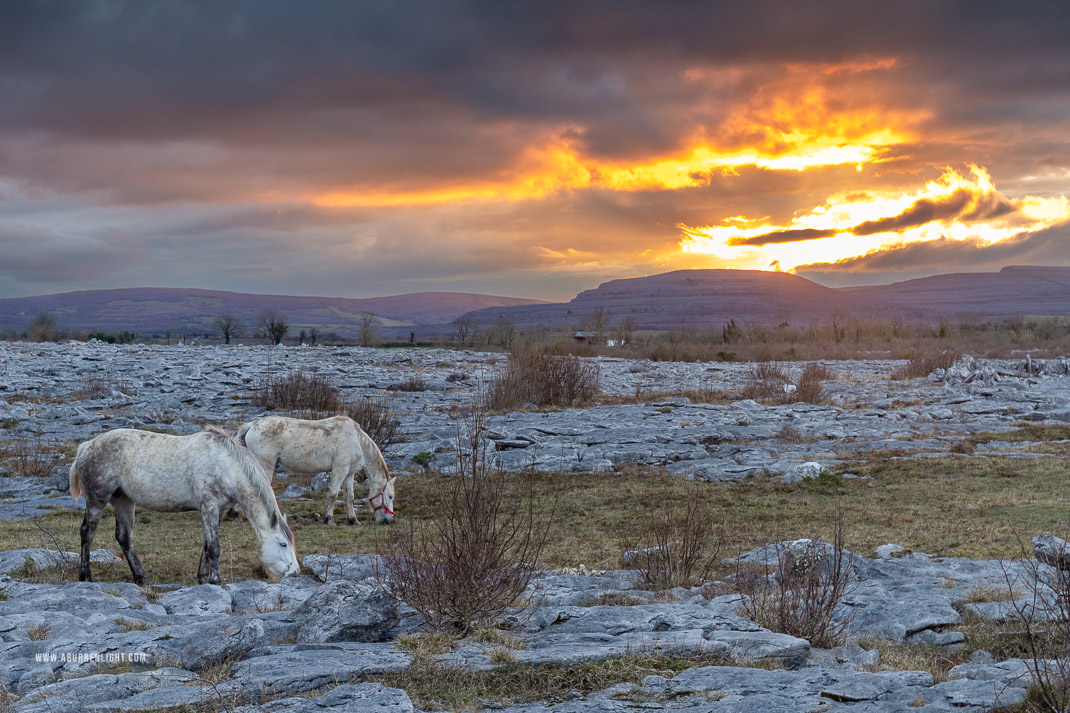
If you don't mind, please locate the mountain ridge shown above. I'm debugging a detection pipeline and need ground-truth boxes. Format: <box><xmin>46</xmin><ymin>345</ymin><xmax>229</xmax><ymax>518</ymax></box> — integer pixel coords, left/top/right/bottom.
<box><xmin>0</xmin><ymin>287</ymin><xmax>548</xmax><ymax>336</ymax></box>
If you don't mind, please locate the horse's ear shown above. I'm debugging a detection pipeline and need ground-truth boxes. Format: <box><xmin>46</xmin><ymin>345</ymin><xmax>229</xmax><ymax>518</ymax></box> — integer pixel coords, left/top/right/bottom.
<box><xmin>389</xmin><ymin>477</ymin><xmax>396</xmax><ymax>486</ymax></box>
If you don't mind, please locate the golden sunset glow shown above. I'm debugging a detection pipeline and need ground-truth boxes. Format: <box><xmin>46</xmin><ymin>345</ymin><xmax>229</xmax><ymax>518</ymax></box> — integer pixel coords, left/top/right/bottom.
<box><xmin>678</xmin><ymin>166</ymin><xmax>1070</xmax><ymax>272</ymax></box>
<box><xmin>4</xmin><ymin>5</ymin><xmax>1070</xmax><ymax>300</ymax></box>
<box><xmin>313</xmin><ymin>62</ymin><xmax>919</xmax><ymax>208</ymax></box>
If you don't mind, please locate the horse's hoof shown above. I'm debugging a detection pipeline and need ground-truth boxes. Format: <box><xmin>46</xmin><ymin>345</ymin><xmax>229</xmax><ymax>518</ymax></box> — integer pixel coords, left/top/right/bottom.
<box><xmin>346</xmin><ymin>517</ymin><xmax>357</xmax><ymax>526</ymax></box>
<box><xmin>324</xmin><ymin>517</ymin><xmax>336</xmax><ymax>526</ymax></box>
<box><xmin>311</xmin><ymin>513</ymin><xmax>322</xmax><ymax>522</ymax></box>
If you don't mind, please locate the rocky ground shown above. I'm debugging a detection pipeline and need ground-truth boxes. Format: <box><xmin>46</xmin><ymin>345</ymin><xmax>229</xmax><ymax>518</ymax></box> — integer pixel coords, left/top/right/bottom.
<box><xmin>3</xmin><ymin>342</ymin><xmax>1070</xmax><ymax>514</ymax></box>
<box><xmin>0</xmin><ymin>546</ymin><xmax>1058</xmax><ymax>712</ymax></box>
<box><xmin>3</xmin><ymin>341</ymin><xmax>1070</xmax><ymax>711</ymax></box>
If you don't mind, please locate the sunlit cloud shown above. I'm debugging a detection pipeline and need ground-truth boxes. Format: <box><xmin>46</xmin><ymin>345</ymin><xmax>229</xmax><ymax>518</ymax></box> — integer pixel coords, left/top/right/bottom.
<box><xmin>678</xmin><ymin>165</ymin><xmax>1070</xmax><ymax>272</ymax></box>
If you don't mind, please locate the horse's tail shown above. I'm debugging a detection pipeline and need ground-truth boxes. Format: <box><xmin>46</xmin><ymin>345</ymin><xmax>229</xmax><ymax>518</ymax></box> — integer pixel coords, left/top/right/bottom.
<box><xmin>69</xmin><ymin>441</ymin><xmax>88</xmax><ymax>499</ymax></box>
<box><xmin>236</xmin><ymin>421</ymin><xmax>253</xmax><ymax>446</ymax></box>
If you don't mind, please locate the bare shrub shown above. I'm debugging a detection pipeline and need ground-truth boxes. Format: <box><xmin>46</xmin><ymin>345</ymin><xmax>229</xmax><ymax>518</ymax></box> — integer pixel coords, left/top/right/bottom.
<box><xmin>736</xmin><ymin>516</ymin><xmax>854</xmax><ymax>648</ymax></box>
<box><xmin>487</xmin><ymin>345</ymin><xmax>600</xmax><ymax>410</ymax></box>
<box><xmin>70</xmin><ymin>374</ymin><xmax>134</xmax><ymax>400</ymax></box>
<box><xmin>1</xmin><ymin>437</ymin><xmax>59</xmax><ymax>478</ymax></box>
<box><xmin>781</xmin><ymin>363</ymin><xmax>831</xmax><ymax>405</ymax></box>
<box><xmin>621</xmin><ymin>493</ymin><xmax>725</xmax><ymax>590</ymax></box>
<box><xmin>739</xmin><ymin>362</ymin><xmax>789</xmax><ymax>401</ymax></box>
<box><xmin>1006</xmin><ymin>535</ymin><xmax>1070</xmax><ymax>712</ymax></box>
<box><xmin>377</xmin><ymin>407</ymin><xmax>552</xmax><ymax>635</ymax></box>
<box><xmin>389</xmin><ymin>374</ymin><xmax>428</xmax><ymax>392</ymax></box>
<box><xmin>344</xmin><ymin>397</ymin><xmax>402</xmax><ymax>447</ymax></box>
<box><xmin>251</xmin><ymin>370</ymin><xmax>340</xmax><ymax>411</ymax></box>
<box><xmin>892</xmin><ymin>350</ymin><xmax>960</xmax><ymax>379</ymax></box>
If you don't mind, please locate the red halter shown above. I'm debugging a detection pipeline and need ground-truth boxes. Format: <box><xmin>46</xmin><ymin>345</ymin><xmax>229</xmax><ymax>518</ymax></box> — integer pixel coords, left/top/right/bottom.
<box><xmin>368</xmin><ymin>491</ymin><xmax>394</xmax><ymax>516</ymax></box>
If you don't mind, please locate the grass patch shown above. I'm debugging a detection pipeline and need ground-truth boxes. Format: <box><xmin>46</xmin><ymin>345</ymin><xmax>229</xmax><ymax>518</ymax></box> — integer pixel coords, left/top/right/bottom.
<box><xmin>4</xmin><ymin>454</ymin><xmax>1070</xmax><ymax>584</ymax></box>
<box><xmin>375</xmin><ymin>652</ymin><xmax>730</xmax><ymax>712</ymax></box>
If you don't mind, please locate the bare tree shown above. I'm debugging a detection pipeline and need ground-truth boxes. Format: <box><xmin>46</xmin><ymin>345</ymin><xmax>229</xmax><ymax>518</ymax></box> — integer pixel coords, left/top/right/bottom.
<box><xmin>308</xmin><ymin>328</ymin><xmax>319</xmax><ymax>346</ymax></box>
<box><xmin>358</xmin><ymin>313</ymin><xmax>381</xmax><ymax>347</ymax></box>
<box><xmin>258</xmin><ymin>310</ymin><xmax>289</xmax><ymax>346</ymax></box>
<box><xmin>615</xmin><ymin>316</ymin><xmax>637</xmax><ymax>347</ymax></box>
<box><xmin>26</xmin><ymin>312</ymin><xmax>60</xmax><ymax>343</ymax></box>
<box><xmin>582</xmin><ymin>308</ymin><xmax>612</xmax><ymax>346</ymax></box>
<box><xmin>492</xmin><ymin>317</ymin><xmax>516</xmax><ymax>349</ymax></box>
<box><xmin>213</xmin><ymin>314</ymin><xmax>241</xmax><ymax>345</ymax></box>
<box><xmin>451</xmin><ymin>315</ymin><xmax>478</xmax><ymax>346</ymax></box>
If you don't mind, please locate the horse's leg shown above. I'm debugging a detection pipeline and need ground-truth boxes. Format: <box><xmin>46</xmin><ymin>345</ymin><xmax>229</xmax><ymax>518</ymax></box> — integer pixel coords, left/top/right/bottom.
<box><xmin>79</xmin><ymin>501</ymin><xmax>106</xmax><ymax>582</ymax></box>
<box><xmin>198</xmin><ymin>504</ymin><xmax>222</xmax><ymax>585</ymax></box>
<box><xmin>343</xmin><ymin>471</ymin><xmax>358</xmax><ymax>525</ymax></box>
<box><xmin>322</xmin><ymin>466</ymin><xmax>347</xmax><ymax>526</ymax></box>
<box><xmin>112</xmin><ymin>497</ymin><xmax>150</xmax><ymax>585</ymax></box>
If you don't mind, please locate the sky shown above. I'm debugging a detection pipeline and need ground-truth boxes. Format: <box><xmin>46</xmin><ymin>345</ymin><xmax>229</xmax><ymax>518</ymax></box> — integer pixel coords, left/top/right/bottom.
<box><xmin>2</xmin><ymin>1</ymin><xmax>1070</xmax><ymax>301</ymax></box>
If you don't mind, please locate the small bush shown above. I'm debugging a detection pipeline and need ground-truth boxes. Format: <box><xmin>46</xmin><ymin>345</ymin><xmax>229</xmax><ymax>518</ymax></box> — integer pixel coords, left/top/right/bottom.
<box><xmin>377</xmin><ymin>408</ymin><xmax>553</xmax><ymax>635</ymax></box>
<box><xmin>1</xmin><ymin>437</ymin><xmax>59</xmax><ymax>478</ymax></box>
<box><xmin>487</xmin><ymin>345</ymin><xmax>600</xmax><ymax>410</ymax></box>
<box><xmin>783</xmin><ymin>363</ymin><xmax>831</xmax><ymax>405</ymax></box>
<box><xmin>893</xmin><ymin>350</ymin><xmax>960</xmax><ymax>379</ymax></box>
<box><xmin>622</xmin><ymin>493</ymin><xmax>725</xmax><ymax>590</ymax></box>
<box><xmin>251</xmin><ymin>370</ymin><xmax>340</xmax><ymax>412</ymax></box>
<box><xmin>389</xmin><ymin>374</ymin><xmax>428</xmax><ymax>392</ymax></box>
<box><xmin>739</xmin><ymin>362</ymin><xmax>789</xmax><ymax>401</ymax></box>
<box><xmin>736</xmin><ymin>516</ymin><xmax>854</xmax><ymax>648</ymax></box>
<box><xmin>344</xmin><ymin>397</ymin><xmax>402</xmax><ymax>447</ymax></box>
<box><xmin>1008</xmin><ymin>534</ymin><xmax>1070</xmax><ymax>712</ymax></box>
<box><xmin>70</xmin><ymin>374</ymin><xmax>135</xmax><ymax>400</ymax></box>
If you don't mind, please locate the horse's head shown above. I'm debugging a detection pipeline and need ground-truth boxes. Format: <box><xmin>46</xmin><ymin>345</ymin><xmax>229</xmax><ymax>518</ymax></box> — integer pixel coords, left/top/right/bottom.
<box><xmin>368</xmin><ymin>476</ymin><xmax>396</xmax><ymax>524</ymax></box>
<box><xmin>259</xmin><ymin>511</ymin><xmax>300</xmax><ymax>579</ymax></box>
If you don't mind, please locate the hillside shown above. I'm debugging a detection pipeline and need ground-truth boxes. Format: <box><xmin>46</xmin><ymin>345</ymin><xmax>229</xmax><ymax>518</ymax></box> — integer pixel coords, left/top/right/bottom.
<box><xmin>464</xmin><ymin>269</ymin><xmax>931</xmax><ymax>329</ymax></box>
<box><xmin>845</xmin><ymin>266</ymin><xmax>1070</xmax><ymax>318</ymax></box>
<box><xmin>0</xmin><ymin>287</ymin><xmax>546</xmax><ymax>337</ymax></box>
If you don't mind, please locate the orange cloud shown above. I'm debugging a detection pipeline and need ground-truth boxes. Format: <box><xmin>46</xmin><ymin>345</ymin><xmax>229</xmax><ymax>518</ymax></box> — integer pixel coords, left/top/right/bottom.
<box><xmin>679</xmin><ymin>165</ymin><xmax>1070</xmax><ymax>270</ymax></box>
<box><xmin>312</xmin><ymin>60</ymin><xmax>920</xmax><ymax>208</ymax></box>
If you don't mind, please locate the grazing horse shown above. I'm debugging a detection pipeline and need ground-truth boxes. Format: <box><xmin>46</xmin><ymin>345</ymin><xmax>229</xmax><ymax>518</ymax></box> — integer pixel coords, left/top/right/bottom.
<box><xmin>69</xmin><ymin>426</ymin><xmax>299</xmax><ymax>585</ymax></box>
<box><xmin>237</xmin><ymin>415</ymin><xmax>395</xmax><ymax>526</ymax></box>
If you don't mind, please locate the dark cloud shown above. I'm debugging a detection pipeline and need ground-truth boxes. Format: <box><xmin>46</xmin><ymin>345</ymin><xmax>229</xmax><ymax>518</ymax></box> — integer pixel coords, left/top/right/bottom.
<box><xmin>728</xmin><ymin>228</ymin><xmax>838</xmax><ymax>246</ymax></box>
<box><xmin>796</xmin><ymin>224</ymin><xmax>1070</xmax><ymax>286</ymax></box>
<box><xmin>851</xmin><ymin>189</ymin><xmax>1016</xmax><ymax>236</ymax></box>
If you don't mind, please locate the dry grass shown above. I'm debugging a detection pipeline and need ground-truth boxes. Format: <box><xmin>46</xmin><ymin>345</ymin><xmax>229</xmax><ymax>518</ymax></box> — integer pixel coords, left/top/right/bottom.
<box><xmin>376</xmin><ymin>651</ymin><xmax>731</xmax><ymax>712</ymax></box>
<box><xmin>69</xmin><ymin>374</ymin><xmax>135</xmax><ymax>400</ymax></box>
<box><xmin>27</xmin><ymin>624</ymin><xmax>50</xmax><ymax>641</ymax></box>
<box><xmin>115</xmin><ymin>616</ymin><xmax>153</xmax><ymax>632</ymax></box>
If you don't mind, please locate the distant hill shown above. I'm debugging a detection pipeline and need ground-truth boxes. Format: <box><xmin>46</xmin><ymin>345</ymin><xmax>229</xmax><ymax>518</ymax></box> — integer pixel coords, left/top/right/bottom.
<box><xmin>0</xmin><ymin>287</ymin><xmax>547</xmax><ymax>337</ymax></box>
<box><xmin>464</xmin><ymin>269</ymin><xmax>933</xmax><ymax>330</ymax></box>
<box><xmin>845</xmin><ymin>266</ymin><xmax>1070</xmax><ymax>318</ymax></box>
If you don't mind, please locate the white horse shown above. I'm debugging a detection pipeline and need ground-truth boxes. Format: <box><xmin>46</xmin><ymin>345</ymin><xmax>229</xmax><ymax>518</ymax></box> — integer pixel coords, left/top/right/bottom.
<box><xmin>237</xmin><ymin>415</ymin><xmax>396</xmax><ymax>526</ymax></box>
<box><xmin>69</xmin><ymin>426</ymin><xmax>299</xmax><ymax>585</ymax></box>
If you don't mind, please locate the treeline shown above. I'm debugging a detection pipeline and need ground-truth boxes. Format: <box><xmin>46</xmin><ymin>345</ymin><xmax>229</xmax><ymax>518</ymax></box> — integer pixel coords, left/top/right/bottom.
<box><xmin>8</xmin><ymin>308</ymin><xmax>1070</xmax><ymax>361</ymax></box>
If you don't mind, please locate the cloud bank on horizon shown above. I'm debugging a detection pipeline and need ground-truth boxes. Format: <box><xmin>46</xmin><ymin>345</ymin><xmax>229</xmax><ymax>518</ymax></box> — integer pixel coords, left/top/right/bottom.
<box><xmin>1</xmin><ymin>1</ymin><xmax>1069</xmax><ymax>299</ymax></box>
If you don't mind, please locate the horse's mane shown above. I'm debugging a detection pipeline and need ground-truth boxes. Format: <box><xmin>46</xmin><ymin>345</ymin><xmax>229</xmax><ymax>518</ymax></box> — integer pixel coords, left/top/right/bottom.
<box><xmin>203</xmin><ymin>426</ymin><xmax>294</xmax><ymax>543</ymax></box>
<box><xmin>353</xmin><ymin>423</ymin><xmax>391</xmax><ymax>488</ymax></box>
